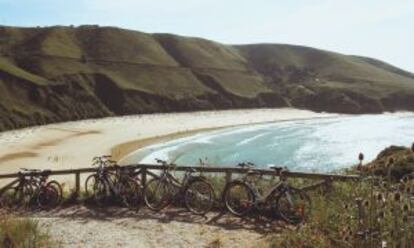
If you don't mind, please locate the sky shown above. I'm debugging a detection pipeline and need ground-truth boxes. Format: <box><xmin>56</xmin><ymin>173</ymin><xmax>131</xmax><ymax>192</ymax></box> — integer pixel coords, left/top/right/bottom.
<box><xmin>1</xmin><ymin>0</ymin><xmax>413</xmax><ymax>72</ymax></box>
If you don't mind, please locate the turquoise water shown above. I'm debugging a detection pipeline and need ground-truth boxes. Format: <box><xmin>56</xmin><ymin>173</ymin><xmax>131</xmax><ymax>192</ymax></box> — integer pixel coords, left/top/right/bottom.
<box><xmin>122</xmin><ymin>113</ymin><xmax>414</xmax><ymax>172</ymax></box>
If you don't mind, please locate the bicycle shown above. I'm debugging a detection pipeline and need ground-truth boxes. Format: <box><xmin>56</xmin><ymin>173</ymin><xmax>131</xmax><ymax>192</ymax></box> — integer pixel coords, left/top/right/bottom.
<box><xmin>88</xmin><ymin>156</ymin><xmax>142</xmax><ymax>209</ymax></box>
<box><xmin>85</xmin><ymin>155</ymin><xmax>116</xmax><ymax>196</ymax></box>
<box><xmin>222</xmin><ymin>162</ymin><xmax>311</xmax><ymax>224</ymax></box>
<box><xmin>0</xmin><ymin>168</ymin><xmax>62</xmax><ymax>210</ymax></box>
<box><xmin>143</xmin><ymin>159</ymin><xmax>215</xmax><ymax>215</ymax></box>
<box><xmin>26</xmin><ymin>169</ymin><xmax>62</xmax><ymax>210</ymax></box>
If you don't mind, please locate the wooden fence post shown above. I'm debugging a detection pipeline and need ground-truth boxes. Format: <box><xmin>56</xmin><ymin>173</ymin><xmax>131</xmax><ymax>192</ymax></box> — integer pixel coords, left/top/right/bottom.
<box><xmin>142</xmin><ymin>167</ymin><xmax>147</xmax><ymax>187</ymax></box>
<box><xmin>225</xmin><ymin>171</ymin><xmax>232</xmax><ymax>184</ymax></box>
<box><xmin>75</xmin><ymin>171</ymin><xmax>80</xmax><ymax>197</ymax></box>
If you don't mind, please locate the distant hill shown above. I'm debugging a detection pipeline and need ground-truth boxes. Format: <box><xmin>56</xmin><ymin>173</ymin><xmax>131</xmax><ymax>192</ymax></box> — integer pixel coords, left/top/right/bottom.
<box><xmin>1</xmin><ymin>25</ymin><xmax>414</xmax><ymax>131</ymax></box>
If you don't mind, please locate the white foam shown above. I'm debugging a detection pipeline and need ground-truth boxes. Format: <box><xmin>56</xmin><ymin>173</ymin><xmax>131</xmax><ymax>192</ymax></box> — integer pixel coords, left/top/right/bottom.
<box><xmin>236</xmin><ymin>132</ymin><xmax>270</xmax><ymax>146</ymax></box>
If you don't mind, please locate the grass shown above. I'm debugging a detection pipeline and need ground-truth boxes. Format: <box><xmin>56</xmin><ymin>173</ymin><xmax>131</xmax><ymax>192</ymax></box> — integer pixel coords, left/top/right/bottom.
<box><xmin>262</xmin><ymin>145</ymin><xmax>414</xmax><ymax>248</ymax></box>
<box><xmin>262</xmin><ymin>179</ymin><xmax>414</xmax><ymax>247</ymax></box>
<box><xmin>0</xmin><ymin>213</ymin><xmax>55</xmax><ymax>247</ymax></box>
<box><xmin>0</xmin><ymin>57</ymin><xmax>46</xmax><ymax>85</ymax></box>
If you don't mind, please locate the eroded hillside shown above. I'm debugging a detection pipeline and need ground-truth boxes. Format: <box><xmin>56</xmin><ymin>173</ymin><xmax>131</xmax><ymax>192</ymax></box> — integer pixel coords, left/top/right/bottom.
<box><xmin>0</xmin><ymin>25</ymin><xmax>413</xmax><ymax>130</ymax></box>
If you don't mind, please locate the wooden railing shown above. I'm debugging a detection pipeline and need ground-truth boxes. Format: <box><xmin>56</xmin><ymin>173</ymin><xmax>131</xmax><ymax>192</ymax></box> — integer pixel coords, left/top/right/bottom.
<box><xmin>0</xmin><ymin>164</ymin><xmax>360</xmax><ymax>196</ymax></box>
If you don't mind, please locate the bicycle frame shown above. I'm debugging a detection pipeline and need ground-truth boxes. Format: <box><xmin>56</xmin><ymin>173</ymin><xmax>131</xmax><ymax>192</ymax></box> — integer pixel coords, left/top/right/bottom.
<box><xmin>157</xmin><ymin>167</ymin><xmax>201</xmax><ymax>196</ymax></box>
<box><xmin>0</xmin><ymin>178</ymin><xmax>21</xmax><ymax>195</ymax></box>
<box><xmin>95</xmin><ymin>164</ymin><xmax>139</xmax><ymax>198</ymax></box>
<box><xmin>96</xmin><ymin>168</ymin><xmax>120</xmax><ymax>196</ymax></box>
<box><xmin>240</xmin><ymin>172</ymin><xmax>291</xmax><ymax>207</ymax></box>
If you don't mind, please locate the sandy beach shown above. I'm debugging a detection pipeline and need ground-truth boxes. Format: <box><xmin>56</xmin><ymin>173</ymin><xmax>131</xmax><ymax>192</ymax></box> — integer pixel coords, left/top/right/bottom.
<box><xmin>0</xmin><ymin>108</ymin><xmax>336</xmax><ymax>183</ymax></box>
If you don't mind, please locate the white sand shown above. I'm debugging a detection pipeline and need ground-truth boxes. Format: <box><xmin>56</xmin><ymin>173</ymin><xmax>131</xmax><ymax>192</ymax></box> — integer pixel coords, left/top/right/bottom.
<box><xmin>0</xmin><ymin>108</ymin><xmax>336</xmax><ymax>176</ymax></box>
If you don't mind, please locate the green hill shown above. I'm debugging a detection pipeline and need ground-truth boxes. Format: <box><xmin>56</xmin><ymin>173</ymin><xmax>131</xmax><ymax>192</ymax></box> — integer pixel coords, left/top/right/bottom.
<box><xmin>0</xmin><ymin>25</ymin><xmax>413</xmax><ymax>131</ymax></box>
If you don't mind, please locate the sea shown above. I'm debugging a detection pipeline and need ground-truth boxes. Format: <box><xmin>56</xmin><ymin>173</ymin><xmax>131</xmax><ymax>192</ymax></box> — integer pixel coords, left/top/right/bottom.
<box><xmin>121</xmin><ymin>113</ymin><xmax>414</xmax><ymax>173</ymax></box>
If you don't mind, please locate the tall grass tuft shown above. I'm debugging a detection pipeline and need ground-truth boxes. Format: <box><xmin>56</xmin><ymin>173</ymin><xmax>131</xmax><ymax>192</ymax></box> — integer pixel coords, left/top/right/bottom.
<box><xmin>264</xmin><ymin>173</ymin><xmax>414</xmax><ymax>247</ymax></box>
<box><xmin>0</xmin><ymin>213</ymin><xmax>54</xmax><ymax>247</ymax></box>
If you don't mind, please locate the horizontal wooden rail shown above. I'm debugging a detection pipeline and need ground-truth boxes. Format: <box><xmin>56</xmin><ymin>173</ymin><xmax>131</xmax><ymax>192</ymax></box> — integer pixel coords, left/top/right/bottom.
<box><xmin>0</xmin><ymin>163</ymin><xmax>359</xmax><ymax>198</ymax></box>
<box><xmin>0</xmin><ymin>163</ymin><xmax>360</xmax><ymax>181</ymax></box>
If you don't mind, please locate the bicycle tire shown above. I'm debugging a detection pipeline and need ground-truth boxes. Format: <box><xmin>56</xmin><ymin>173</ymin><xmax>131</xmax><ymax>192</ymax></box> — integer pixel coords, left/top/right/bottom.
<box><xmin>93</xmin><ymin>178</ymin><xmax>109</xmax><ymax>207</ymax></box>
<box><xmin>273</xmin><ymin>187</ymin><xmax>311</xmax><ymax>224</ymax></box>
<box><xmin>184</xmin><ymin>178</ymin><xmax>215</xmax><ymax>215</ymax></box>
<box><xmin>85</xmin><ymin>174</ymin><xmax>98</xmax><ymax>196</ymax></box>
<box><xmin>37</xmin><ymin>185</ymin><xmax>59</xmax><ymax>210</ymax></box>
<box><xmin>47</xmin><ymin>180</ymin><xmax>63</xmax><ymax>204</ymax></box>
<box><xmin>222</xmin><ymin>180</ymin><xmax>255</xmax><ymax>217</ymax></box>
<box><xmin>144</xmin><ymin>178</ymin><xmax>174</xmax><ymax>211</ymax></box>
<box><xmin>119</xmin><ymin>179</ymin><xmax>142</xmax><ymax>209</ymax></box>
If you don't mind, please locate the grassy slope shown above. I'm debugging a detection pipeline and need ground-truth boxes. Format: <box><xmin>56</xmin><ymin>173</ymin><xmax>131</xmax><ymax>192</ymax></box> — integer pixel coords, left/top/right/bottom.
<box><xmin>0</xmin><ymin>25</ymin><xmax>414</xmax><ymax>130</ymax></box>
<box><xmin>236</xmin><ymin>44</ymin><xmax>414</xmax><ymax>96</ymax></box>
<box><xmin>237</xmin><ymin>44</ymin><xmax>414</xmax><ymax>113</ymax></box>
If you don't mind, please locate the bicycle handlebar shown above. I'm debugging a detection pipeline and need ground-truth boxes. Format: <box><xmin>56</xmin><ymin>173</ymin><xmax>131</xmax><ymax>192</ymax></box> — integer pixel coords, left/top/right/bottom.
<box><xmin>155</xmin><ymin>158</ymin><xmax>177</xmax><ymax>170</ymax></box>
<box><xmin>18</xmin><ymin>168</ymin><xmax>51</xmax><ymax>178</ymax></box>
<box><xmin>92</xmin><ymin>155</ymin><xmax>112</xmax><ymax>161</ymax></box>
<box><xmin>91</xmin><ymin>155</ymin><xmax>117</xmax><ymax>167</ymax></box>
<box><xmin>20</xmin><ymin>168</ymin><xmax>42</xmax><ymax>173</ymax></box>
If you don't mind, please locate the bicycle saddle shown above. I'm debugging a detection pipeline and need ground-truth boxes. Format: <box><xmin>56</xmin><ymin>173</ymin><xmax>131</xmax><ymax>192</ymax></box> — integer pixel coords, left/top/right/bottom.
<box><xmin>268</xmin><ymin>165</ymin><xmax>284</xmax><ymax>172</ymax></box>
<box><xmin>237</xmin><ymin>162</ymin><xmax>255</xmax><ymax>168</ymax></box>
<box><xmin>155</xmin><ymin>158</ymin><xmax>168</xmax><ymax>165</ymax></box>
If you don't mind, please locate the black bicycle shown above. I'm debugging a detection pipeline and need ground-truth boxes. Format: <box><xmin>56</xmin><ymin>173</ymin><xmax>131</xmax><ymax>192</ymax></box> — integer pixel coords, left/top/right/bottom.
<box><xmin>85</xmin><ymin>155</ymin><xmax>116</xmax><ymax>196</ymax></box>
<box><xmin>222</xmin><ymin>162</ymin><xmax>311</xmax><ymax>224</ymax></box>
<box><xmin>88</xmin><ymin>156</ymin><xmax>142</xmax><ymax>209</ymax></box>
<box><xmin>143</xmin><ymin>159</ymin><xmax>215</xmax><ymax>215</ymax></box>
<box><xmin>0</xmin><ymin>169</ymin><xmax>62</xmax><ymax>210</ymax></box>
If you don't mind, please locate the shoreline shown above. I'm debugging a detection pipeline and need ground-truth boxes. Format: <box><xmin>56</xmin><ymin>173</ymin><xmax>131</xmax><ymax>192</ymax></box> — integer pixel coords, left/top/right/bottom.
<box><xmin>0</xmin><ymin>108</ymin><xmax>339</xmax><ymax>183</ymax></box>
<box><xmin>113</xmin><ymin>114</ymin><xmax>346</xmax><ymax>164</ymax></box>
<box><xmin>1</xmin><ymin>109</ymin><xmax>413</xmax><ymax>185</ymax></box>
<box><xmin>111</xmin><ymin>127</ymin><xmax>222</xmax><ymax>161</ymax></box>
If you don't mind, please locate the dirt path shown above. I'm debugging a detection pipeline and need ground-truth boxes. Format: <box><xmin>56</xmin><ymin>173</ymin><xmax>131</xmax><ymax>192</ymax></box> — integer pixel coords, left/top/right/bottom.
<box><xmin>30</xmin><ymin>205</ymin><xmax>283</xmax><ymax>247</ymax></box>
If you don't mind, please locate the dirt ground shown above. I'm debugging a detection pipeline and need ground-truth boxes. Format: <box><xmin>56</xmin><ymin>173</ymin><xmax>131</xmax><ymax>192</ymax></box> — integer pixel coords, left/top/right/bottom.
<box><xmin>29</xmin><ymin>205</ymin><xmax>286</xmax><ymax>248</ymax></box>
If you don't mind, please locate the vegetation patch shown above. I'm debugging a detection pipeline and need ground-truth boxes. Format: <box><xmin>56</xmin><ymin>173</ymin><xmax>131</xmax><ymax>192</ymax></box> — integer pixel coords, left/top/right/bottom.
<box><xmin>0</xmin><ymin>214</ymin><xmax>54</xmax><ymax>247</ymax></box>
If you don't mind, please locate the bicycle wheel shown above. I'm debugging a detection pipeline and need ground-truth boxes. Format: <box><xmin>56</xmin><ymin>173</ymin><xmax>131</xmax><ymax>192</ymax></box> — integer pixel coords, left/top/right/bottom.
<box><xmin>223</xmin><ymin>181</ymin><xmax>255</xmax><ymax>217</ymax></box>
<box><xmin>0</xmin><ymin>187</ymin><xmax>15</xmax><ymax>209</ymax></box>
<box><xmin>274</xmin><ymin>187</ymin><xmax>311</xmax><ymax>224</ymax></box>
<box><xmin>47</xmin><ymin>180</ymin><xmax>63</xmax><ymax>204</ymax></box>
<box><xmin>93</xmin><ymin>179</ymin><xmax>109</xmax><ymax>207</ymax></box>
<box><xmin>85</xmin><ymin>174</ymin><xmax>98</xmax><ymax>196</ymax></box>
<box><xmin>144</xmin><ymin>178</ymin><xmax>174</xmax><ymax>211</ymax></box>
<box><xmin>37</xmin><ymin>186</ymin><xmax>59</xmax><ymax>210</ymax></box>
<box><xmin>184</xmin><ymin>178</ymin><xmax>215</xmax><ymax>215</ymax></box>
<box><xmin>14</xmin><ymin>184</ymin><xmax>33</xmax><ymax>209</ymax></box>
<box><xmin>119</xmin><ymin>179</ymin><xmax>142</xmax><ymax>209</ymax></box>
